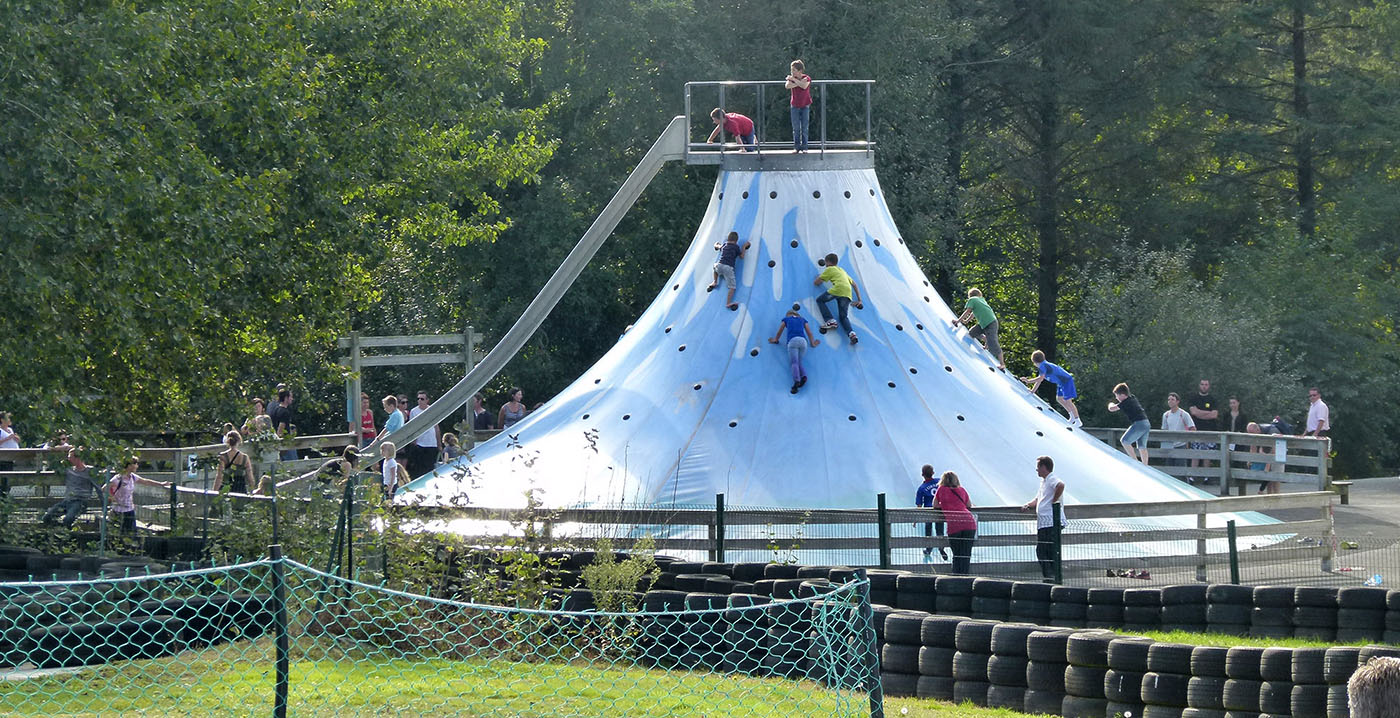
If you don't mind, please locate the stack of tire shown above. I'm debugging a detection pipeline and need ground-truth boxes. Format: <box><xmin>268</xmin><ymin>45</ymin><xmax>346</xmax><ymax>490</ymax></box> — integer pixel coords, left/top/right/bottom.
<box><xmin>763</xmin><ymin>580</ymin><xmax>832</xmax><ymax>678</ymax></box>
<box><xmin>1221</xmin><ymin>646</ymin><xmax>1265</xmax><ymax>716</ymax></box>
<box><xmin>935</xmin><ymin>576</ymin><xmax>975</xmax><ymax>616</ymax></box>
<box><xmin>1141</xmin><ymin>642</ymin><xmax>1193</xmax><ymax>718</ymax></box>
<box><xmin>637</xmin><ymin>589</ymin><xmax>689</xmax><ymax>668</ymax></box>
<box><xmin>722</xmin><ymin>593</ymin><xmax>770</xmax><ymax>676</ymax></box>
<box><xmin>678</xmin><ymin>590</ymin><xmax>729</xmax><ymax>670</ymax></box>
<box><xmin>1321</xmin><ymin>646</ymin><xmax>1357</xmax><ymax>718</ymax></box>
<box><xmin>971</xmin><ymin>578</ymin><xmax>1013</xmax><ymax>622</ymax></box>
<box><xmin>1123</xmin><ymin>588</ymin><xmax>1164</xmax><ymax>632</ymax></box>
<box><xmin>1086</xmin><ymin>587</ymin><xmax>1124</xmax><ymax>629</ymax></box>
<box><xmin>1024</xmin><ymin>629</ymin><xmax>1074</xmax><ymax>715</ymax></box>
<box><xmin>896</xmin><ymin>574</ymin><xmax>937</xmax><ymax>614</ymax></box>
<box><xmin>1050</xmin><ymin>586</ymin><xmax>1089</xmax><ymax>628</ymax></box>
<box><xmin>1161</xmin><ymin>585</ymin><xmax>1208</xmax><ymax>633</ymax></box>
<box><xmin>953</xmin><ymin>619</ymin><xmax>997</xmax><ymax>706</ymax></box>
<box><xmin>865</xmin><ymin>569</ymin><xmax>907</xmax><ymax>608</ymax></box>
<box><xmin>916</xmin><ymin>615</ymin><xmax>961</xmax><ymax>701</ymax></box>
<box><xmin>1336</xmin><ymin>587</ymin><xmax>1387</xmax><ymax>643</ymax></box>
<box><xmin>1293</xmin><ymin>587</ymin><xmax>1339</xmax><ymax>641</ymax></box>
<box><xmin>1206</xmin><ymin>584</ymin><xmax>1252</xmax><ymax>636</ymax></box>
<box><xmin>1251</xmin><ymin>585</ymin><xmax>1295</xmax><ymax>639</ymax></box>
<box><xmin>728</xmin><ymin>561</ymin><xmax>770</xmax><ymax>586</ymax></box>
<box><xmin>1105</xmin><ymin>637</ymin><xmax>1152</xmax><ymax>718</ymax></box>
<box><xmin>1258</xmin><ymin>646</ymin><xmax>1298</xmax><ymax>718</ymax></box>
<box><xmin>1011</xmin><ymin>581</ymin><xmax>1053</xmax><ymax>624</ymax></box>
<box><xmin>986</xmin><ymin>622</ymin><xmax>1038</xmax><ymax>711</ymax></box>
<box><xmin>878</xmin><ymin>612</ymin><xmax>926</xmax><ymax>697</ymax></box>
<box><xmin>1289</xmin><ymin>647</ymin><xmax>1329</xmax><ymax>718</ymax></box>
<box><xmin>1063</xmin><ymin>630</ymin><xmax>1114</xmax><ymax>717</ymax></box>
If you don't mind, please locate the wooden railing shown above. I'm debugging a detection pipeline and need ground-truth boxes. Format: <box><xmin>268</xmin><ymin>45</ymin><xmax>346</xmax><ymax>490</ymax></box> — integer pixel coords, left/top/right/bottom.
<box><xmin>1080</xmin><ymin>427</ymin><xmax>1331</xmax><ymax>496</ymax></box>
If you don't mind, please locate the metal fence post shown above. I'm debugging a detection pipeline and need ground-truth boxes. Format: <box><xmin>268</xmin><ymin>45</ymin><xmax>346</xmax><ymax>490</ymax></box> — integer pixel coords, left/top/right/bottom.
<box><xmin>852</xmin><ymin>567</ymin><xmax>885</xmax><ymax>718</ymax></box>
<box><xmin>1227</xmin><ymin>520</ymin><xmax>1240</xmax><ymax>584</ymax></box>
<box><xmin>168</xmin><ymin>481</ymin><xmax>178</xmax><ymax>534</ymax></box>
<box><xmin>345</xmin><ymin>474</ymin><xmax>355</xmax><ymax>578</ymax></box>
<box><xmin>1052</xmin><ymin>503</ymin><xmax>1063</xmax><ymax>585</ymax></box>
<box><xmin>714</xmin><ymin>493</ymin><xmax>726</xmax><ymax>563</ymax></box>
<box><xmin>98</xmin><ymin>470</ymin><xmax>109</xmax><ymax>558</ymax></box>
<box><xmin>876</xmin><ymin>493</ymin><xmax>890</xmax><ymax>570</ymax></box>
<box><xmin>270</xmin><ymin>469</ymin><xmax>281</xmax><ymax>547</ymax></box>
<box><xmin>270</xmin><ymin>544</ymin><xmax>291</xmax><ymax>718</ymax></box>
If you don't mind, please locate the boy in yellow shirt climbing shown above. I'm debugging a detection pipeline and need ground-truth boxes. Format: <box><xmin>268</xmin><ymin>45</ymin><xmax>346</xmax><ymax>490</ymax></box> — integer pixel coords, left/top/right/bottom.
<box><xmin>813</xmin><ymin>253</ymin><xmax>864</xmax><ymax>345</ymax></box>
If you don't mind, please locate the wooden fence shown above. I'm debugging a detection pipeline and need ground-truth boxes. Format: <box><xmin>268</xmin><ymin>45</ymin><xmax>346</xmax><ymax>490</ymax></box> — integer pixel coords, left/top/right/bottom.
<box><xmin>1080</xmin><ymin>427</ymin><xmax>1331</xmax><ymax>496</ymax></box>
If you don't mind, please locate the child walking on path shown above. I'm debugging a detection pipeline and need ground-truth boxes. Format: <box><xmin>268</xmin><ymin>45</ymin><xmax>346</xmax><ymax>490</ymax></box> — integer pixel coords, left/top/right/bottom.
<box><xmin>768</xmin><ymin>308</ymin><xmax>821</xmax><ymax>393</ymax></box>
<box><xmin>707</xmin><ymin>108</ymin><xmax>756</xmax><ymax>152</ymax></box>
<box><xmin>1107</xmin><ymin>382</ymin><xmax>1151</xmax><ymax>464</ymax></box>
<box><xmin>953</xmin><ymin>288</ymin><xmax>1004</xmax><ymax>368</ymax></box>
<box><xmin>812</xmin><ymin>254</ymin><xmax>864</xmax><ymax>345</ymax></box>
<box><xmin>1023</xmin><ymin>350</ymin><xmax>1081</xmax><ymax>426</ymax></box>
<box><xmin>785</xmin><ymin>60</ymin><xmax>812</xmax><ymax>152</ymax></box>
<box><xmin>914</xmin><ymin>465</ymin><xmax>946</xmax><ymax>562</ymax></box>
<box><xmin>708</xmin><ymin>231</ymin><xmax>752</xmax><ymax>309</ymax></box>
<box><xmin>379</xmin><ymin>441</ymin><xmax>410</xmax><ymax>499</ymax></box>
<box><xmin>108</xmin><ymin>458</ymin><xmax>171</xmax><ymax>533</ymax></box>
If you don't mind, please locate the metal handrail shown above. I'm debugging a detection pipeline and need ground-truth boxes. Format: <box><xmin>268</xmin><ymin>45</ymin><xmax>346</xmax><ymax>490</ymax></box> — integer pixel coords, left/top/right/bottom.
<box><xmin>683</xmin><ymin>80</ymin><xmax>875</xmax><ymax>160</ymax></box>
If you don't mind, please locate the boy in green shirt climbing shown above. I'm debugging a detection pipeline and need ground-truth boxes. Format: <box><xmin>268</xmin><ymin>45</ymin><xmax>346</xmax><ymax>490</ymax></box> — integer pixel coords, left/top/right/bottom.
<box><xmin>813</xmin><ymin>253</ymin><xmax>864</xmax><ymax>345</ymax></box>
<box><xmin>953</xmin><ymin>287</ymin><xmax>1004</xmax><ymax>368</ymax></box>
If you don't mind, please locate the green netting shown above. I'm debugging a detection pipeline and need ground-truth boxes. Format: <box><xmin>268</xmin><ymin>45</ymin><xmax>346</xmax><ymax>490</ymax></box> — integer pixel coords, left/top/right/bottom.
<box><xmin>0</xmin><ymin>557</ymin><xmax>881</xmax><ymax>717</ymax></box>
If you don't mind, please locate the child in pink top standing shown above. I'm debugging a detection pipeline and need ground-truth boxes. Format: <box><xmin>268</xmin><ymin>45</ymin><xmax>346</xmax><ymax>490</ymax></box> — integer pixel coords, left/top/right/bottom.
<box><xmin>785</xmin><ymin>60</ymin><xmax>812</xmax><ymax>152</ymax></box>
<box><xmin>108</xmin><ymin>458</ymin><xmax>171</xmax><ymax>534</ymax></box>
<box><xmin>934</xmin><ymin>471</ymin><xmax>977</xmax><ymax>574</ymax></box>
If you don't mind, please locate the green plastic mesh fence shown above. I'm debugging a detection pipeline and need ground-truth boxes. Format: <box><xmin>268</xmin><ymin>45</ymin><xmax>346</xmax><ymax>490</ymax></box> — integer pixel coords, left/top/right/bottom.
<box><xmin>0</xmin><ymin>558</ymin><xmax>881</xmax><ymax>717</ymax></box>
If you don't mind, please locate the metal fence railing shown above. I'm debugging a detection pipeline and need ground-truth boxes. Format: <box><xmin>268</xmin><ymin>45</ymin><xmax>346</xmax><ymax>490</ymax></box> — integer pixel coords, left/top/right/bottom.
<box><xmin>683</xmin><ymin>80</ymin><xmax>875</xmax><ymax>161</ymax></box>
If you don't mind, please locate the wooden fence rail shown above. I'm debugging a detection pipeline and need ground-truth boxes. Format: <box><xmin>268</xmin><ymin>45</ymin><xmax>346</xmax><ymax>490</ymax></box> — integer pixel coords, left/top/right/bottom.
<box><xmin>1080</xmin><ymin>427</ymin><xmax>1331</xmax><ymax>496</ymax></box>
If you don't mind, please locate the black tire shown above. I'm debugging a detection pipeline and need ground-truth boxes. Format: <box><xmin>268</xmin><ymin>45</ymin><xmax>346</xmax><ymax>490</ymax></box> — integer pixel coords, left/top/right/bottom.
<box><xmin>870</xmin><ymin>590</ymin><xmax>899</xmax><ymax>608</ymax></box>
<box><xmin>1124</xmin><ymin>606</ymin><xmax>1162</xmax><ymax>627</ymax></box>
<box><xmin>1188</xmin><ymin>676</ymin><xmax>1228</xmax><ymax>709</ymax></box>
<box><xmin>1053</xmin><ymin>586</ymin><xmax>1091</xmax><ymax>604</ymax></box>
<box><xmin>1162</xmin><ymin>585</ymin><xmax>1209</xmax><ymax>605</ymax></box>
<box><xmin>896</xmin><ymin>590</ymin><xmax>936</xmax><ymax>614</ymax></box>
<box><xmin>1291</xmin><ymin>647</ymin><xmax>1327</xmax><ymax>684</ymax></box>
<box><xmin>1322</xmin><ymin>647</ymin><xmax>1359</xmax><ymax>684</ymax></box>
<box><xmin>1388</xmin><ymin>590</ymin><xmax>1400</xmax><ymax>612</ymax></box>
<box><xmin>1065</xmin><ymin>665</ymin><xmax>1109</xmax><ymax>698</ymax></box>
<box><xmin>1192</xmin><ymin>647</ymin><xmax>1229</xmax><ymax>678</ymax></box>
<box><xmin>762</xmin><ymin>563</ymin><xmax>800</xmax><ymax>579</ymax></box>
<box><xmin>1325</xmin><ymin>684</ymin><xmax>1349</xmax><ymax>718</ymax></box>
<box><xmin>882</xmin><ymin>643</ymin><xmax>921</xmax><ymax>674</ymax></box>
<box><xmin>953</xmin><ymin>650</ymin><xmax>991</xmax><ymax>681</ymax></box>
<box><xmin>1104</xmin><ymin>668</ymin><xmax>1145</xmax><ymax>702</ymax></box>
<box><xmin>1252</xmin><ymin>586</ymin><xmax>1294</xmax><ymax>608</ymax></box>
<box><xmin>1061</xmin><ymin>695</ymin><xmax>1109</xmax><ymax>718</ymax></box>
<box><xmin>794</xmin><ymin>565</ymin><xmax>831</xmax><ymax>579</ymax></box>
<box><xmin>1050</xmin><ymin>603</ymin><xmax>1089</xmax><ymax>625</ymax></box>
<box><xmin>1337</xmin><ymin>607</ymin><xmax>1385</xmax><ymax>628</ymax></box>
<box><xmin>750</xmin><ymin>579</ymin><xmax>775</xmax><ymax>597</ymax></box>
<box><xmin>1143</xmin><ymin>671</ymin><xmax>1191</xmax><ymax>707</ymax></box>
<box><xmin>1027</xmin><ymin>660</ymin><xmax>1068</xmax><ymax>692</ymax></box>
<box><xmin>991</xmin><ymin>623</ymin><xmax>1039</xmax><ymax>656</ymax></box>
<box><xmin>896</xmin><ymin>573</ymin><xmax>938</xmax><ymax>593</ymax></box>
<box><xmin>1250</xmin><ymin>607</ymin><xmax>1292</xmax><ymax>628</ymax></box>
<box><xmin>1027</xmin><ymin>630</ymin><xmax>1074</xmax><ymax>663</ymax></box>
<box><xmin>1068</xmin><ymin>632</ymin><xmax>1114</xmax><ymax>669</ymax></box>
<box><xmin>918</xmin><ymin>646</ymin><xmax>955</xmax><ymax>676</ymax></box>
<box><xmin>973</xmin><ymin>577</ymin><xmax>1015</xmax><ymax>598</ymax></box>
<box><xmin>1012</xmin><ymin>599</ymin><xmax>1053</xmax><ymax>621</ymax></box>
<box><xmin>797</xmin><ymin>579</ymin><xmax>833</xmax><ymax>598</ymax></box>
<box><xmin>921</xmin><ymin>615</ymin><xmax>965</xmax><ymax>648</ymax></box>
<box><xmin>1259</xmin><ymin>681</ymin><xmax>1291</xmax><ymax>715</ymax></box>
<box><xmin>936</xmin><ymin>575</ymin><xmax>975</xmax><ymax>596</ymax></box>
<box><xmin>1162</xmin><ymin>604</ymin><xmax>1208</xmax><ymax>624</ymax></box>
<box><xmin>1208</xmin><ymin>604</ymin><xmax>1251</xmax><ymax>625</ymax></box>
<box><xmin>1206</xmin><ymin>584</ymin><xmax>1253</xmax><ymax>604</ymax></box>
<box><xmin>972</xmin><ymin>596</ymin><xmax>1011</xmax><ymax>619</ymax></box>
<box><xmin>1222</xmin><ymin>679</ymin><xmax>1262</xmax><ymax>712</ymax></box>
<box><xmin>1124</xmin><ymin>588</ymin><xmax>1163</xmax><ymax>606</ymax></box>
<box><xmin>1025</xmin><ymin>688</ymin><xmax>1066</xmax><ymax>715</ymax></box>
<box><xmin>871</xmin><ymin>605</ymin><xmax>900</xmax><ymax>639</ymax></box>
<box><xmin>1336</xmin><ymin>626</ymin><xmax>1384</xmax><ymax>644</ymax></box>
<box><xmin>1359</xmin><ymin>645</ymin><xmax>1400</xmax><ymax>662</ymax></box>
<box><xmin>1293</xmin><ymin>586</ymin><xmax>1338</xmax><ymax>608</ymax></box>
<box><xmin>1109</xmin><ymin>638</ymin><xmax>1153</xmax><ymax>672</ymax></box>
<box><xmin>1338</xmin><ymin>586</ymin><xmax>1387</xmax><ymax>609</ymax></box>
<box><xmin>916</xmin><ymin>675</ymin><xmax>956</xmax><ymax>700</ymax></box>
<box><xmin>1149</xmin><ymin>643</ymin><xmax>1196</xmax><ymax>675</ymax></box>
<box><xmin>704</xmin><ymin>577</ymin><xmax>743</xmax><ymax>594</ymax></box>
<box><xmin>954</xmin><ymin>679</ymin><xmax>990</xmax><ymax>707</ymax></box>
<box><xmin>1226</xmin><ymin>647</ymin><xmax>1265</xmax><ymax>680</ymax></box>
<box><xmin>988</xmin><ymin>684</ymin><xmax>1026</xmax><ymax>711</ymax></box>
<box><xmin>988</xmin><ymin>654</ymin><xmax>1029</xmax><ymax>686</ymax></box>
<box><xmin>866</xmin><ymin>568</ymin><xmax>908</xmax><ymax>591</ymax></box>
<box><xmin>881</xmin><ymin>670</ymin><xmax>918</xmax><ymax>697</ymax></box>
<box><xmin>1014</xmin><ymin>581</ymin><xmax>1055</xmax><ymax>601</ymax></box>
<box><xmin>883</xmin><ymin>612</ymin><xmax>925</xmax><ymax>645</ymax></box>
<box><xmin>1292</xmin><ymin>605</ymin><xmax>1338</xmax><ymax>628</ymax></box>
<box><xmin>770</xmin><ymin>577</ymin><xmax>809</xmax><ymax>598</ymax></box>
<box><xmin>1289</xmin><ymin>683</ymin><xmax>1328</xmax><ymax>717</ymax></box>
<box><xmin>955</xmin><ymin>620</ymin><xmax>996</xmax><ymax>653</ymax></box>
<box><xmin>1086</xmin><ymin>604</ymin><xmax>1125</xmax><ymax>623</ymax></box>
<box><xmin>936</xmin><ymin>595</ymin><xmax>974</xmax><ymax>616</ymax></box>
<box><xmin>1258</xmin><ymin>648</ymin><xmax>1293</xmax><ymax>682</ymax></box>
<box><xmin>729</xmin><ymin>562</ymin><xmax>768</xmax><ymax>583</ymax></box>
<box><xmin>1088</xmin><ymin>587</ymin><xmax>1125</xmax><ymax>605</ymax></box>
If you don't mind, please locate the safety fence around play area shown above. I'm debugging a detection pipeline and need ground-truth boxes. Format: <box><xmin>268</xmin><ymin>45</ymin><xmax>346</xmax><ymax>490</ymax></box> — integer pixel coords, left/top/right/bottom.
<box><xmin>0</xmin><ymin>551</ymin><xmax>881</xmax><ymax>718</ymax></box>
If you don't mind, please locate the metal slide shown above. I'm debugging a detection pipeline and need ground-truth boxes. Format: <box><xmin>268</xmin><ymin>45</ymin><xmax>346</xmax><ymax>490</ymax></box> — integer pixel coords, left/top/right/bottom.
<box><xmin>367</xmin><ymin>116</ymin><xmax>688</xmax><ymax>457</ymax></box>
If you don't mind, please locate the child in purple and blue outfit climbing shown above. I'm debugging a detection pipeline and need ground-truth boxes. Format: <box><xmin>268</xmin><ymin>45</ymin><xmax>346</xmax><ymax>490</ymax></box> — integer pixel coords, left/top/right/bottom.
<box><xmin>1023</xmin><ymin>350</ymin><xmax>1082</xmax><ymax>426</ymax></box>
<box><xmin>708</xmin><ymin>231</ymin><xmax>752</xmax><ymax>310</ymax></box>
<box><xmin>768</xmin><ymin>307</ymin><xmax>821</xmax><ymax>393</ymax></box>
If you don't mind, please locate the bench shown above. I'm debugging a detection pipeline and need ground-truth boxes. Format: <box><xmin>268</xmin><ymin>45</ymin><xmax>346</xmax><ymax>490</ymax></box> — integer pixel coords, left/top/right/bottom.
<box><xmin>1331</xmin><ymin>480</ymin><xmax>1353</xmax><ymax>505</ymax></box>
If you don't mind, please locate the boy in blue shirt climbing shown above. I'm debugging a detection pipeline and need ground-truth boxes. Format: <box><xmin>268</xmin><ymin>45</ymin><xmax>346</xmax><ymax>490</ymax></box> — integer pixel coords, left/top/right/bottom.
<box><xmin>1022</xmin><ymin>350</ymin><xmax>1082</xmax><ymax>426</ymax></box>
<box><xmin>768</xmin><ymin>307</ymin><xmax>821</xmax><ymax>393</ymax></box>
<box><xmin>812</xmin><ymin>253</ymin><xmax>864</xmax><ymax>345</ymax></box>
<box><xmin>708</xmin><ymin>231</ymin><xmax>752</xmax><ymax>310</ymax></box>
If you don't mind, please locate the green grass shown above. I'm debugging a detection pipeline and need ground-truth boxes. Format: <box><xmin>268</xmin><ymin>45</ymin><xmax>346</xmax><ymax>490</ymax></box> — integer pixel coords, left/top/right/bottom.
<box><xmin>1116</xmin><ymin>628</ymin><xmax>1374</xmax><ymax>648</ymax></box>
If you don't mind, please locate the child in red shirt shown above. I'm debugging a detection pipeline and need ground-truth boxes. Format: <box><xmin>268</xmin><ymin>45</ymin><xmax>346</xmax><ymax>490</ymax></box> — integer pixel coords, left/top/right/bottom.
<box><xmin>785</xmin><ymin>60</ymin><xmax>812</xmax><ymax>152</ymax></box>
<box><xmin>707</xmin><ymin>108</ymin><xmax>756</xmax><ymax>152</ymax></box>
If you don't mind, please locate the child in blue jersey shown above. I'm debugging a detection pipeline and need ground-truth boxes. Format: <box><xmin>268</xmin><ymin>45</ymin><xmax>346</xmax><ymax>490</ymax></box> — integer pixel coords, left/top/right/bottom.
<box><xmin>707</xmin><ymin>231</ymin><xmax>752</xmax><ymax>310</ymax></box>
<box><xmin>768</xmin><ymin>307</ymin><xmax>821</xmax><ymax>393</ymax></box>
<box><xmin>914</xmin><ymin>464</ymin><xmax>947</xmax><ymax>561</ymax></box>
<box><xmin>1022</xmin><ymin>350</ymin><xmax>1082</xmax><ymax>426</ymax></box>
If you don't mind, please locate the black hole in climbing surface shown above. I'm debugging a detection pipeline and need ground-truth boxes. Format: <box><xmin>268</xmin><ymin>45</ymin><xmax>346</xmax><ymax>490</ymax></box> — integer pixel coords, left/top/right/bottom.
<box><xmin>718</xmin><ymin>192</ymin><xmax>724</xmax><ymax>200</ymax></box>
<box><xmin>945</xmin><ymin>365</ymin><xmax>953</xmax><ymax>372</ymax></box>
<box><xmin>768</xmin><ymin>260</ymin><xmax>776</xmax><ymax>268</ymax></box>
<box><xmin>848</xmin><ymin>415</ymin><xmax>857</xmax><ymax>422</ymax></box>
<box><xmin>693</xmin><ymin>384</ymin><xmax>702</xmax><ymax>391</ymax></box>
<box><xmin>957</xmin><ymin>415</ymin><xmax>965</xmax><ymax>421</ymax></box>
<box><xmin>916</xmin><ymin>323</ymin><xmax>924</xmax><ymax>330</ymax></box>
<box><xmin>924</xmin><ymin>296</ymin><xmax>930</xmax><ymax>303</ymax></box>
<box><xmin>988</xmin><ymin>366</ymin><xmax>996</xmax><ymax>372</ymax></box>
<box><xmin>678</xmin><ymin>345</ymin><xmax>686</xmax><ymax>352</ymax></box>
<box><xmin>843</xmin><ymin>190</ymin><xmax>851</xmax><ymax>199</ymax></box>
<box><xmin>873</xmin><ymin>239</ymin><xmax>881</xmax><ymax>247</ymax></box>
<box><xmin>813</xmin><ymin>191</ymin><xmax>821</xmax><ymax>199</ymax></box>
<box><xmin>622</xmin><ymin>414</ymin><xmax>631</xmax><ymax>421</ymax></box>
<box><xmin>896</xmin><ymin>324</ymin><xmax>904</xmax><ymax>331</ymax></box>
<box><xmin>816</xmin><ymin>258</ymin><xmax>825</xmax><ymax>266</ymax></box>
<box><xmin>887</xmin><ymin>381</ymin><xmax>896</xmax><ymax>388</ymax></box>
<box><xmin>1036</xmin><ymin>431</ymin><xmax>1044</xmax><ymax>437</ymax></box>
<box><xmin>749</xmin><ymin>348</ymin><xmax>759</xmax><ymax>357</ymax></box>
<box><xmin>855</xmin><ymin>240</ymin><xmax>863</xmax><ymax>248</ymax></box>
<box><xmin>869</xmin><ymin>189</ymin><xmax>876</xmax><ymax>196</ymax></box>
<box><xmin>791</xmin><ymin>303</ymin><xmax>801</xmax><ymax>311</ymax></box>
<box><xmin>664</xmin><ymin>326</ymin><xmax>673</xmax><ymax>333</ymax></box>
<box><xmin>1066</xmin><ymin>426</ymin><xmax>1074</xmax><ymax>432</ymax></box>
<box><xmin>1036</xmin><ymin>406</ymin><xmax>1044</xmax><ymax>411</ymax></box>
<box><xmin>769</xmin><ymin>191</ymin><xmax>777</xmax><ymax>199</ymax></box>
<box><xmin>923</xmin><ymin>280</ymin><xmax>930</xmax><ymax>287</ymax></box>
<box><xmin>898</xmin><ymin>237</ymin><xmax>905</xmax><ymax>244</ymax></box>
<box><xmin>582</xmin><ymin>414</ymin><xmax>590</xmax><ymax>420</ymax></box>
<box><xmin>790</xmin><ymin>240</ymin><xmax>799</xmax><ymax>248</ymax></box>
<box><xmin>910</xmin><ymin>367</ymin><xmax>919</xmax><ymax>374</ymax></box>
<box><xmin>594</xmin><ymin>379</ymin><xmax>602</xmax><ymax>385</ymax></box>
<box><xmin>728</xmin><ymin>421</ymin><xmax>738</xmax><ymax>428</ymax></box>
<box><xmin>705</xmin><ymin>285</ymin><xmax>714</xmax><ymax>293</ymax></box>
<box><xmin>742</xmin><ymin>191</ymin><xmax>749</xmax><ymax>199</ymax></box>
<box><xmin>672</xmin><ymin>284</ymin><xmax>679</xmax><ymax>291</ymax></box>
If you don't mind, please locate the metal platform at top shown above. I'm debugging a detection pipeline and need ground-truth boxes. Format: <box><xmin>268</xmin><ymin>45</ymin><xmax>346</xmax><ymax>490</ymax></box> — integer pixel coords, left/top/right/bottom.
<box><xmin>684</xmin><ymin>80</ymin><xmax>875</xmax><ymax>170</ymax></box>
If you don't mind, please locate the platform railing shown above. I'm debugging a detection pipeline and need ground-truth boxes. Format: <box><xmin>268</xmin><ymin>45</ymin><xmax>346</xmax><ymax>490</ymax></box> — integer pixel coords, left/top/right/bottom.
<box><xmin>683</xmin><ymin>80</ymin><xmax>875</xmax><ymax>161</ymax></box>
<box><xmin>1079</xmin><ymin>427</ymin><xmax>1331</xmax><ymax>496</ymax></box>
